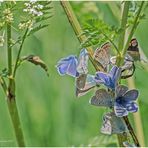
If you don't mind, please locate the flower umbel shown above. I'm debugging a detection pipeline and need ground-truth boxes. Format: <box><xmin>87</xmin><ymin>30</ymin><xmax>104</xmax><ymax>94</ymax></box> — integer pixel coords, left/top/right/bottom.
<box><xmin>114</xmin><ymin>85</ymin><xmax>139</xmax><ymax>117</ymax></box>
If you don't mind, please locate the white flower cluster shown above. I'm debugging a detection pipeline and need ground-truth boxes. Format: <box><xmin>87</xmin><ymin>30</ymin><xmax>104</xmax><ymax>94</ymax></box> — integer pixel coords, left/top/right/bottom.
<box><xmin>18</xmin><ymin>20</ymin><xmax>33</xmax><ymax>30</ymax></box>
<box><xmin>23</xmin><ymin>1</ymin><xmax>44</xmax><ymax>17</ymax></box>
<box><xmin>3</xmin><ymin>8</ymin><xmax>14</xmax><ymax>23</ymax></box>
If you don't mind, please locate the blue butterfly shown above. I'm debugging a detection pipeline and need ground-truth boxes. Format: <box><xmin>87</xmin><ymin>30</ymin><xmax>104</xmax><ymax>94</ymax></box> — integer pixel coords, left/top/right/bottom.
<box><xmin>56</xmin><ymin>49</ymin><xmax>88</xmax><ymax>77</ymax></box>
<box><xmin>114</xmin><ymin>85</ymin><xmax>139</xmax><ymax>117</ymax></box>
<box><xmin>95</xmin><ymin>66</ymin><xmax>122</xmax><ymax>90</ymax></box>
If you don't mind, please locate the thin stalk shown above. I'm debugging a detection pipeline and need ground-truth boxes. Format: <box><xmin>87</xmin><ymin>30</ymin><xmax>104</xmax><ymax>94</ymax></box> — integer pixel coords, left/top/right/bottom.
<box><xmin>118</xmin><ymin>2</ymin><xmax>130</xmax><ymax>53</ymax></box>
<box><xmin>127</xmin><ymin>76</ymin><xmax>145</xmax><ymax>147</ymax></box>
<box><xmin>6</xmin><ymin>24</ymin><xmax>25</xmax><ymax>146</ymax></box>
<box><xmin>13</xmin><ymin>29</ymin><xmax>28</xmax><ymax>77</ymax></box>
<box><xmin>7</xmin><ymin>24</ymin><xmax>12</xmax><ymax>75</ymax></box>
<box><xmin>122</xmin><ymin>1</ymin><xmax>144</xmax><ymax>57</ymax></box>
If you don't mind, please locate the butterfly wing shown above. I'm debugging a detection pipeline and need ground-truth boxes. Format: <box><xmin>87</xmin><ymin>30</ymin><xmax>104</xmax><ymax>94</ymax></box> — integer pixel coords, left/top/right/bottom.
<box><xmin>76</xmin><ymin>48</ymin><xmax>89</xmax><ymax>74</ymax></box>
<box><xmin>115</xmin><ymin>85</ymin><xmax>128</xmax><ymax>98</ymax></box>
<box><xmin>76</xmin><ymin>74</ymin><xmax>96</xmax><ymax>97</ymax></box>
<box><xmin>114</xmin><ymin>102</ymin><xmax>128</xmax><ymax>117</ymax></box>
<box><xmin>76</xmin><ymin>74</ymin><xmax>87</xmax><ymax>89</ymax></box>
<box><xmin>89</xmin><ymin>89</ymin><xmax>113</xmax><ymax>107</ymax></box>
<box><xmin>101</xmin><ymin>113</ymin><xmax>112</xmax><ymax>135</ymax></box>
<box><xmin>56</xmin><ymin>55</ymin><xmax>78</xmax><ymax>77</ymax></box>
<box><xmin>93</xmin><ymin>42</ymin><xmax>110</xmax><ymax>71</ymax></box>
<box><xmin>111</xmin><ymin>112</ymin><xmax>128</xmax><ymax>134</ymax></box>
<box><xmin>123</xmin><ymin>89</ymin><xmax>139</xmax><ymax>101</ymax></box>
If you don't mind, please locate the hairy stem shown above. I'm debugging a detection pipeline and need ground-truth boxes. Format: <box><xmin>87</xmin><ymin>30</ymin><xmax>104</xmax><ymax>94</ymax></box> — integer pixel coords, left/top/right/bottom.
<box><xmin>13</xmin><ymin>29</ymin><xmax>28</xmax><ymax>77</ymax></box>
<box><xmin>118</xmin><ymin>2</ymin><xmax>129</xmax><ymax>53</ymax></box>
<box><xmin>6</xmin><ymin>24</ymin><xmax>25</xmax><ymax>146</ymax></box>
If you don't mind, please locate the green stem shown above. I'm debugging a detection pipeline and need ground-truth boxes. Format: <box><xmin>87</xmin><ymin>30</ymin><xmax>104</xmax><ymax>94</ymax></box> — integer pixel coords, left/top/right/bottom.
<box><xmin>6</xmin><ymin>24</ymin><xmax>25</xmax><ymax>146</ymax></box>
<box><xmin>118</xmin><ymin>1</ymin><xmax>130</xmax><ymax>53</ymax></box>
<box><xmin>122</xmin><ymin>1</ymin><xmax>144</xmax><ymax>57</ymax></box>
<box><xmin>7</xmin><ymin>24</ymin><xmax>12</xmax><ymax>75</ymax></box>
<box><xmin>13</xmin><ymin>29</ymin><xmax>28</xmax><ymax>77</ymax></box>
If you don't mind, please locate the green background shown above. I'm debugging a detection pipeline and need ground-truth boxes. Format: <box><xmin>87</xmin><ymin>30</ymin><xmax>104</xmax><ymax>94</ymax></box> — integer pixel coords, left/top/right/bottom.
<box><xmin>0</xmin><ymin>1</ymin><xmax>148</xmax><ymax>146</ymax></box>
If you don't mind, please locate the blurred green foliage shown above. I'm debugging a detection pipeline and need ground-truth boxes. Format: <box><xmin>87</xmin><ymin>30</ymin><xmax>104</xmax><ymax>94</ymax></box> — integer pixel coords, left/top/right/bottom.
<box><xmin>0</xmin><ymin>1</ymin><xmax>148</xmax><ymax>146</ymax></box>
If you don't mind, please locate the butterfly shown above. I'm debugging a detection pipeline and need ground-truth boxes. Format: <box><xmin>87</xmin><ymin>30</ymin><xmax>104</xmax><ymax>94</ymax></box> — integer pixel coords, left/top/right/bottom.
<box><xmin>114</xmin><ymin>85</ymin><xmax>139</xmax><ymax>117</ymax></box>
<box><xmin>56</xmin><ymin>48</ymin><xmax>88</xmax><ymax>78</ymax></box>
<box><xmin>89</xmin><ymin>89</ymin><xmax>113</xmax><ymax>107</ymax></box>
<box><xmin>93</xmin><ymin>42</ymin><xmax>111</xmax><ymax>72</ymax></box>
<box><xmin>76</xmin><ymin>74</ymin><xmax>96</xmax><ymax>97</ymax></box>
<box><xmin>101</xmin><ymin>112</ymin><xmax>128</xmax><ymax>135</ymax></box>
<box><xmin>127</xmin><ymin>38</ymin><xmax>140</xmax><ymax>61</ymax></box>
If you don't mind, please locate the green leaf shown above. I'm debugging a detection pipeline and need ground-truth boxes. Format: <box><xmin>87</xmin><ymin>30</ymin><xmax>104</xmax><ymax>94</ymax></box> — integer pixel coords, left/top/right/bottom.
<box><xmin>21</xmin><ymin>55</ymin><xmax>49</xmax><ymax>76</ymax></box>
<box><xmin>27</xmin><ymin>24</ymin><xmax>49</xmax><ymax>36</ymax></box>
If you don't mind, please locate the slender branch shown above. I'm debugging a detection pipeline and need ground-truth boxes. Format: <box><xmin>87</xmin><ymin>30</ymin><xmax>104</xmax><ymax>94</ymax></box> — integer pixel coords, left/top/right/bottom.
<box><xmin>0</xmin><ymin>77</ymin><xmax>8</xmax><ymax>96</ymax></box>
<box><xmin>118</xmin><ymin>1</ymin><xmax>130</xmax><ymax>53</ymax></box>
<box><xmin>13</xmin><ymin>29</ymin><xmax>28</xmax><ymax>77</ymax></box>
<box><xmin>127</xmin><ymin>76</ymin><xmax>145</xmax><ymax>146</ymax></box>
<box><xmin>122</xmin><ymin>1</ymin><xmax>144</xmax><ymax>57</ymax></box>
<box><xmin>7</xmin><ymin>24</ymin><xmax>12</xmax><ymax>75</ymax></box>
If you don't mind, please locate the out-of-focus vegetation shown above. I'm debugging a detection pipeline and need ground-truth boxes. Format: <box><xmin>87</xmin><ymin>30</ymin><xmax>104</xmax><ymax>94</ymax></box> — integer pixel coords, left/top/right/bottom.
<box><xmin>0</xmin><ymin>1</ymin><xmax>148</xmax><ymax>146</ymax></box>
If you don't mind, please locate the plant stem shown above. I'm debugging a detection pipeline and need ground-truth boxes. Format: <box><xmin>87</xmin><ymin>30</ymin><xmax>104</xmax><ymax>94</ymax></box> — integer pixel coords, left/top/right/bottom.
<box><xmin>127</xmin><ymin>76</ymin><xmax>145</xmax><ymax>146</ymax></box>
<box><xmin>122</xmin><ymin>1</ymin><xmax>144</xmax><ymax>57</ymax></box>
<box><xmin>7</xmin><ymin>24</ymin><xmax>12</xmax><ymax>75</ymax></box>
<box><xmin>118</xmin><ymin>2</ymin><xmax>129</xmax><ymax>53</ymax></box>
<box><xmin>13</xmin><ymin>29</ymin><xmax>28</xmax><ymax>77</ymax></box>
<box><xmin>6</xmin><ymin>24</ymin><xmax>25</xmax><ymax>146</ymax></box>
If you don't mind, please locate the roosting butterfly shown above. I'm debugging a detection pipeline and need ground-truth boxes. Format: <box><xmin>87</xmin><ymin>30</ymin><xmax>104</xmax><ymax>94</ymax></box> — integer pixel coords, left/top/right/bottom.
<box><xmin>56</xmin><ymin>48</ymin><xmax>88</xmax><ymax>79</ymax></box>
<box><xmin>127</xmin><ymin>38</ymin><xmax>140</xmax><ymax>61</ymax></box>
<box><xmin>93</xmin><ymin>42</ymin><xmax>111</xmax><ymax>72</ymax></box>
<box><xmin>94</xmin><ymin>66</ymin><xmax>122</xmax><ymax>90</ymax></box>
<box><xmin>114</xmin><ymin>85</ymin><xmax>139</xmax><ymax>117</ymax></box>
<box><xmin>89</xmin><ymin>89</ymin><xmax>113</xmax><ymax>108</ymax></box>
<box><xmin>101</xmin><ymin>112</ymin><xmax>128</xmax><ymax>135</ymax></box>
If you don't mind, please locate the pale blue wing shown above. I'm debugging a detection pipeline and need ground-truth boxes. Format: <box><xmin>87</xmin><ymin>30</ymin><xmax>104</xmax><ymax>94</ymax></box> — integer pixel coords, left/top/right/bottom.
<box><xmin>95</xmin><ymin>72</ymin><xmax>110</xmax><ymax>85</ymax></box>
<box><xmin>77</xmin><ymin>48</ymin><xmax>89</xmax><ymax>74</ymax></box>
<box><xmin>109</xmin><ymin>66</ymin><xmax>121</xmax><ymax>85</ymax></box>
<box><xmin>114</xmin><ymin>102</ymin><xmax>128</xmax><ymax>117</ymax></box>
<box><xmin>123</xmin><ymin>89</ymin><xmax>139</xmax><ymax>101</ymax></box>
<box><xmin>125</xmin><ymin>102</ymin><xmax>138</xmax><ymax>113</ymax></box>
<box><xmin>56</xmin><ymin>55</ymin><xmax>78</xmax><ymax>77</ymax></box>
<box><xmin>89</xmin><ymin>89</ymin><xmax>113</xmax><ymax>107</ymax></box>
